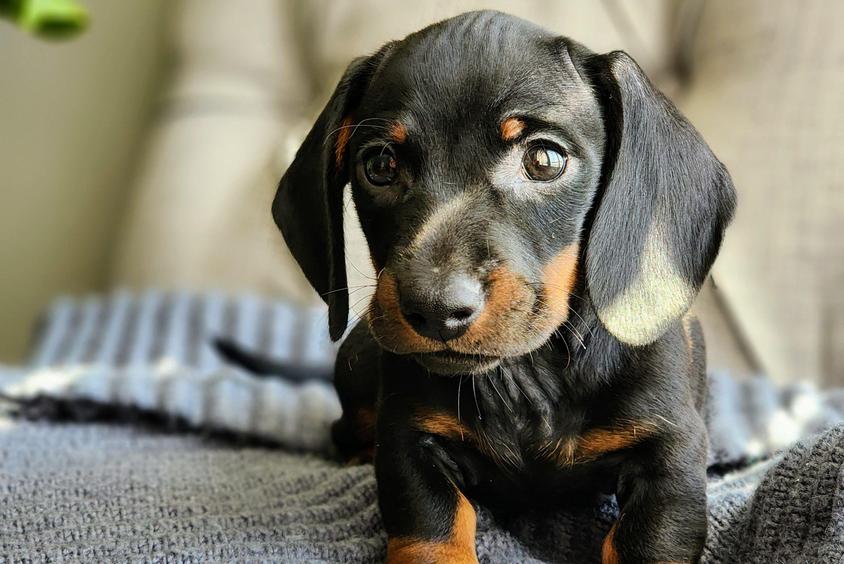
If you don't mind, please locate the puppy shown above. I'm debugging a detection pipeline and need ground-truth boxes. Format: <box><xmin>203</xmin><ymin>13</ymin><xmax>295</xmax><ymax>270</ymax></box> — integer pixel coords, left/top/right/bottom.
<box><xmin>274</xmin><ymin>11</ymin><xmax>735</xmax><ymax>563</ymax></box>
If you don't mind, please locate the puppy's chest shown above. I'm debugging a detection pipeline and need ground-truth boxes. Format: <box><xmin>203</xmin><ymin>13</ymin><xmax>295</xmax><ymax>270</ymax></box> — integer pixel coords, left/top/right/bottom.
<box><xmin>432</xmin><ymin>375</ymin><xmax>650</xmax><ymax>486</ymax></box>
<box><xmin>452</xmin><ymin>372</ymin><xmax>599</xmax><ymax>466</ymax></box>
<box><xmin>446</xmin><ymin>408</ymin><xmax>625</xmax><ymax>504</ymax></box>
<box><xmin>460</xmin><ymin>407</ymin><xmax>606</xmax><ymax>472</ymax></box>
<box><xmin>415</xmin><ymin>366</ymin><xmax>650</xmax><ymax>495</ymax></box>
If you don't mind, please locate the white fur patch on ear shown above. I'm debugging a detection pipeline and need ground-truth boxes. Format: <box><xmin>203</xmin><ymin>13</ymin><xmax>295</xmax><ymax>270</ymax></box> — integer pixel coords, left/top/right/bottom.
<box><xmin>597</xmin><ymin>223</ymin><xmax>695</xmax><ymax>346</ymax></box>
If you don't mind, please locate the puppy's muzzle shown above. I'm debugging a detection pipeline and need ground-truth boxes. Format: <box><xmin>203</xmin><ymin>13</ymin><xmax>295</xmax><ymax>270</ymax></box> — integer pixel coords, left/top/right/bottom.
<box><xmin>398</xmin><ymin>273</ymin><xmax>485</xmax><ymax>342</ymax></box>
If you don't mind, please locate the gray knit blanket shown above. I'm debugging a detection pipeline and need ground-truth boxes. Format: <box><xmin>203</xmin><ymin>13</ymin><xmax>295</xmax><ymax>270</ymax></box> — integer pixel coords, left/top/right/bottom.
<box><xmin>1</xmin><ymin>292</ymin><xmax>844</xmax><ymax>563</ymax></box>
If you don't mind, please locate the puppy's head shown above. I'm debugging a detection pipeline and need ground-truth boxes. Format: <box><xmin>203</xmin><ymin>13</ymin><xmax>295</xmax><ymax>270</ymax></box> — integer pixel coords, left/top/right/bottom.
<box><xmin>274</xmin><ymin>11</ymin><xmax>735</xmax><ymax>375</ymax></box>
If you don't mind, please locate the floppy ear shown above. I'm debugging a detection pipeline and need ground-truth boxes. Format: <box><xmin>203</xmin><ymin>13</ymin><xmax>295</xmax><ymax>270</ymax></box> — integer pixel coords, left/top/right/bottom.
<box><xmin>585</xmin><ymin>51</ymin><xmax>736</xmax><ymax>346</ymax></box>
<box><xmin>272</xmin><ymin>51</ymin><xmax>389</xmax><ymax>341</ymax></box>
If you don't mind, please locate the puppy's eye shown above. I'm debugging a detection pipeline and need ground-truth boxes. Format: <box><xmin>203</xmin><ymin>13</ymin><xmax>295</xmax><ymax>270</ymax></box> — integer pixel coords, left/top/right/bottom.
<box><xmin>522</xmin><ymin>143</ymin><xmax>567</xmax><ymax>182</ymax></box>
<box><xmin>364</xmin><ymin>149</ymin><xmax>398</xmax><ymax>186</ymax></box>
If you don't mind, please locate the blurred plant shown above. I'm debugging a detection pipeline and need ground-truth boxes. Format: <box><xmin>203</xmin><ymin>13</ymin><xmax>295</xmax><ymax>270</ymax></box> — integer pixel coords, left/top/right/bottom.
<box><xmin>0</xmin><ymin>0</ymin><xmax>88</xmax><ymax>39</ymax></box>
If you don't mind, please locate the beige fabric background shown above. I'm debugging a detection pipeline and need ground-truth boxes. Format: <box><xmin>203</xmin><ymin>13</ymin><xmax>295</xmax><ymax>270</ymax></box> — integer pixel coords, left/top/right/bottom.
<box><xmin>681</xmin><ymin>0</ymin><xmax>844</xmax><ymax>385</ymax></box>
<box><xmin>0</xmin><ymin>0</ymin><xmax>166</xmax><ymax>361</ymax></box>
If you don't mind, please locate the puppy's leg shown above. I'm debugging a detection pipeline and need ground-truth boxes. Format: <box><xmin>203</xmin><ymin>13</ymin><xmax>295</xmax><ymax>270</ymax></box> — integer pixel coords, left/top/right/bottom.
<box><xmin>376</xmin><ymin>428</ymin><xmax>478</xmax><ymax>564</ymax></box>
<box><xmin>603</xmin><ymin>414</ymin><xmax>708</xmax><ymax>564</ymax></box>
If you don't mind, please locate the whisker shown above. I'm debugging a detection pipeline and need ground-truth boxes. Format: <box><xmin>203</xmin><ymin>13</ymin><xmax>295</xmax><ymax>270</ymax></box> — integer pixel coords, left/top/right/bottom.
<box><xmin>321</xmin><ymin>124</ymin><xmax>388</xmax><ymax>147</ymax></box>
<box><xmin>349</xmin><ymin>285</ymin><xmax>375</xmax><ymax>295</ymax></box>
<box><xmin>548</xmin><ymin>212</ymin><xmax>574</xmax><ymax>225</ymax></box>
<box><xmin>457</xmin><ymin>375</ymin><xmax>464</xmax><ymax>439</ymax></box>
<box><xmin>529</xmin><ymin>292</ymin><xmax>594</xmax><ymax>345</ymax></box>
<box><xmin>557</xmin><ymin>328</ymin><xmax>572</xmax><ymax>369</ymax></box>
<box><xmin>564</xmin><ymin>306</ymin><xmax>593</xmax><ymax>335</ymax></box>
<box><xmin>564</xmin><ymin>320</ymin><xmax>587</xmax><ymax>350</ymax></box>
<box><xmin>322</xmin><ymin>118</ymin><xmax>393</xmax><ymax>146</ymax></box>
<box><xmin>567</xmin><ymin>292</ymin><xmax>590</xmax><ymax>304</ymax></box>
<box><xmin>363</xmin><ymin>313</ymin><xmax>387</xmax><ymax>325</ymax></box>
<box><xmin>652</xmin><ymin>413</ymin><xmax>678</xmax><ymax>428</ymax></box>
<box><xmin>528</xmin><ymin>282</ymin><xmax>590</xmax><ymax>306</ymax></box>
<box><xmin>347</xmin><ymin>259</ymin><xmax>377</xmax><ymax>281</ymax></box>
<box><xmin>320</xmin><ymin>284</ymin><xmax>375</xmax><ymax>296</ymax></box>
<box><xmin>348</xmin><ymin>293</ymin><xmax>375</xmax><ymax>315</ymax></box>
<box><xmin>472</xmin><ymin>374</ymin><xmax>482</xmax><ymax>421</ymax></box>
<box><xmin>487</xmin><ymin>372</ymin><xmax>512</xmax><ymax>413</ymax></box>
<box><xmin>502</xmin><ymin>365</ymin><xmax>537</xmax><ymax>412</ymax></box>
<box><xmin>347</xmin><ymin>119</ymin><xmax>393</xmax><ymax>148</ymax></box>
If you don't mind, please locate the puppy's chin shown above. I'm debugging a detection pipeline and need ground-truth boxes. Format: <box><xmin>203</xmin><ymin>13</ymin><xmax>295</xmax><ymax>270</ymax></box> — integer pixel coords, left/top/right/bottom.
<box><xmin>413</xmin><ymin>351</ymin><xmax>501</xmax><ymax>375</ymax></box>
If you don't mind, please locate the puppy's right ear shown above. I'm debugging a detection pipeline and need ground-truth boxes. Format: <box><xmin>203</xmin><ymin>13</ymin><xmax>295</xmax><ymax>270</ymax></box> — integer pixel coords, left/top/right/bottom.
<box><xmin>273</xmin><ymin>48</ymin><xmax>391</xmax><ymax>341</ymax></box>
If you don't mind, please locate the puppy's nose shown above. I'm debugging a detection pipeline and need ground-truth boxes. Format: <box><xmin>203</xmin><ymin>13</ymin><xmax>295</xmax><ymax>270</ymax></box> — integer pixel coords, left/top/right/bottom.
<box><xmin>400</xmin><ymin>274</ymin><xmax>484</xmax><ymax>341</ymax></box>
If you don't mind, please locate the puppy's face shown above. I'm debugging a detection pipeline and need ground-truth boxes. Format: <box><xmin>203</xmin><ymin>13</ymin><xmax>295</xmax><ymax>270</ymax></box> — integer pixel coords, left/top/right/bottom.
<box><xmin>275</xmin><ymin>12</ymin><xmax>735</xmax><ymax>376</ymax></box>
<box><xmin>341</xmin><ymin>26</ymin><xmax>605</xmax><ymax>374</ymax></box>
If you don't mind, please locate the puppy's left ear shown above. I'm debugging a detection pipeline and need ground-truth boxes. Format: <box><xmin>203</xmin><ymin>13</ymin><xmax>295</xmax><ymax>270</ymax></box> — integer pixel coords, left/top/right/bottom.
<box><xmin>272</xmin><ymin>47</ymin><xmax>391</xmax><ymax>341</ymax></box>
<box><xmin>585</xmin><ymin>51</ymin><xmax>736</xmax><ymax>346</ymax></box>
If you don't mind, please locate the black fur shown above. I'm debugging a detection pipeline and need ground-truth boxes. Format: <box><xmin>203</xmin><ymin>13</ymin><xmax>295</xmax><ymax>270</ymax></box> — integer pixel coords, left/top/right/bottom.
<box><xmin>259</xmin><ymin>11</ymin><xmax>735</xmax><ymax>563</ymax></box>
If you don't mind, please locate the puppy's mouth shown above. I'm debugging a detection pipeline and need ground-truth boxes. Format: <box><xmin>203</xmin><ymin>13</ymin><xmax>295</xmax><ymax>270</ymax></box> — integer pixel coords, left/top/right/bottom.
<box><xmin>413</xmin><ymin>350</ymin><xmax>501</xmax><ymax>375</ymax></box>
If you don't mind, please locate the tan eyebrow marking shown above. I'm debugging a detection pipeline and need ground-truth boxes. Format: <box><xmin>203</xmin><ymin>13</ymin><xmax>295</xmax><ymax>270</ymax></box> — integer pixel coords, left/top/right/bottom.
<box><xmin>500</xmin><ymin>117</ymin><xmax>526</xmax><ymax>141</ymax></box>
<box><xmin>389</xmin><ymin>121</ymin><xmax>408</xmax><ymax>144</ymax></box>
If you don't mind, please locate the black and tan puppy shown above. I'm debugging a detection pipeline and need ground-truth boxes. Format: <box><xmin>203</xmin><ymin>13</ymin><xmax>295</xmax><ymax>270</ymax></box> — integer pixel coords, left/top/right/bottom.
<box><xmin>275</xmin><ymin>11</ymin><xmax>735</xmax><ymax>564</ymax></box>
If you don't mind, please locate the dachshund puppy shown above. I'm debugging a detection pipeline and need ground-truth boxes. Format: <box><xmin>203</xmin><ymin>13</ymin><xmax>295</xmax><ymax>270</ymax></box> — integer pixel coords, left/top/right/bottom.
<box><xmin>274</xmin><ymin>11</ymin><xmax>735</xmax><ymax>563</ymax></box>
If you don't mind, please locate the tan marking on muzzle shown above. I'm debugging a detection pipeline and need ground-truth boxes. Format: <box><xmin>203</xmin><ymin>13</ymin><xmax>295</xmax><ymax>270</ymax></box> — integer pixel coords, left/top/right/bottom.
<box><xmin>538</xmin><ymin>243</ymin><xmax>580</xmax><ymax>331</ymax></box>
<box><xmin>369</xmin><ymin>270</ymin><xmax>443</xmax><ymax>354</ymax></box>
<box><xmin>334</xmin><ymin>116</ymin><xmax>355</xmax><ymax>169</ymax></box>
<box><xmin>448</xmin><ymin>265</ymin><xmax>533</xmax><ymax>351</ymax></box>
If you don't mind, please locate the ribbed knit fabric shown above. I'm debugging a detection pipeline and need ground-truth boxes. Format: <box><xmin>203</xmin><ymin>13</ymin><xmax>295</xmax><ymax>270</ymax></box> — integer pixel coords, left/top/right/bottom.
<box><xmin>1</xmin><ymin>291</ymin><xmax>340</xmax><ymax>451</ymax></box>
<box><xmin>1</xmin><ymin>291</ymin><xmax>843</xmax><ymax>562</ymax></box>
<box><xmin>27</xmin><ymin>290</ymin><xmax>335</xmax><ymax>372</ymax></box>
